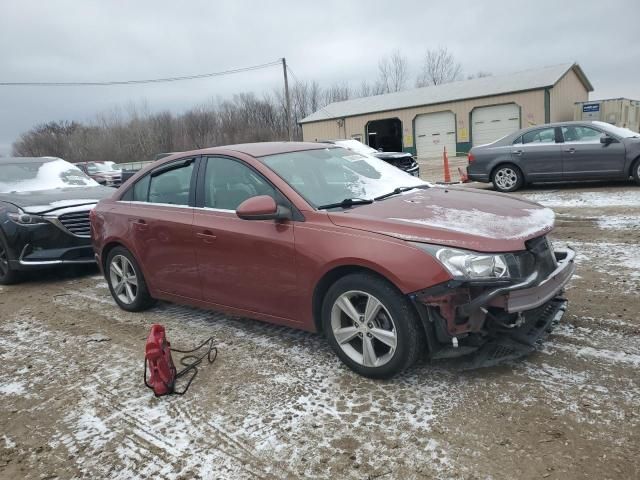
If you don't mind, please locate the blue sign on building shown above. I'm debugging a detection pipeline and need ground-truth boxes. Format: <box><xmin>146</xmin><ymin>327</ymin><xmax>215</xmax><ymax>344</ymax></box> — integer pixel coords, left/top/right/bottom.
<box><xmin>583</xmin><ymin>104</ymin><xmax>600</xmax><ymax>113</ymax></box>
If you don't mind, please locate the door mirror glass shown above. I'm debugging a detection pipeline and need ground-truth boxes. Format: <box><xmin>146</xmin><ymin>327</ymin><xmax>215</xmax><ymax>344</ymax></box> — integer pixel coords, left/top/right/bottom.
<box><xmin>236</xmin><ymin>195</ymin><xmax>291</xmax><ymax>221</ymax></box>
<box><xmin>600</xmin><ymin>135</ymin><xmax>614</xmax><ymax>145</ymax></box>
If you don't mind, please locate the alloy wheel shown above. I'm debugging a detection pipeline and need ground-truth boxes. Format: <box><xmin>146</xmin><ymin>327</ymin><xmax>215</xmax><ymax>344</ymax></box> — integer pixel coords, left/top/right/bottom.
<box><xmin>494</xmin><ymin>167</ymin><xmax>518</xmax><ymax>190</ymax></box>
<box><xmin>330</xmin><ymin>290</ymin><xmax>397</xmax><ymax>368</ymax></box>
<box><xmin>109</xmin><ymin>255</ymin><xmax>138</xmax><ymax>304</ymax></box>
<box><xmin>0</xmin><ymin>244</ymin><xmax>8</xmax><ymax>277</ymax></box>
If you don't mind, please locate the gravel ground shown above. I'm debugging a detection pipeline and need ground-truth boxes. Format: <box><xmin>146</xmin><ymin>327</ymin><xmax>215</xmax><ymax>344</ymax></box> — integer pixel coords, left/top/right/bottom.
<box><xmin>0</xmin><ymin>182</ymin><xmax>639</xmax><ymax>480</ymax></box>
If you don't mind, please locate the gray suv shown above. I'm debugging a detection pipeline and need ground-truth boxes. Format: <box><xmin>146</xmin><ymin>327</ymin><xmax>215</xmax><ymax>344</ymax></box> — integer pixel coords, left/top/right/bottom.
<box><xmin>466</xmin><ymin>121</ymin><xmax>640</xmax><ymax>192</ymax></box>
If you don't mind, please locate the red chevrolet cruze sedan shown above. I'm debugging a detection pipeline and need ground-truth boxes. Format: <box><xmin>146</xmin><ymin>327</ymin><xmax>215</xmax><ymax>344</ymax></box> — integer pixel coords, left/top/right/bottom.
<box><xmin>91</xmin><ymin>142</ymin><xmax>575</xmax><ymax>378</ymax></box>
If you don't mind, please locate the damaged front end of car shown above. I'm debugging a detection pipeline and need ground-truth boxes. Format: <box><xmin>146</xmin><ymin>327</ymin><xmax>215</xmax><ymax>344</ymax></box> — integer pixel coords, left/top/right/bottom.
<box><xmin>409</xmin><ymin>236</ymin><xmax>576</xmax><ymax>368</ymax></box>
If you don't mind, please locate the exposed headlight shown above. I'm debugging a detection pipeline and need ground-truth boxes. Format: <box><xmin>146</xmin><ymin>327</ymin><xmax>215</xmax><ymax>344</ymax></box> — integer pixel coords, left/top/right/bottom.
<box><xmin>411</xmin><ymin>243</ymin><xmax>512</xmax><ymax>280</ymax></box>
<box><xmin>7</xmin><ymin>211</ymin><xmax>48</xmax><ymax>225</ymax></box>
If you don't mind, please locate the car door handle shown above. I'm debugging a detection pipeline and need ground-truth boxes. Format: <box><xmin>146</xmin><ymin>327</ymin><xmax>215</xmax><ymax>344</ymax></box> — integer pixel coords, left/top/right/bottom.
<box><xmin>513</xmin><ymin>150</ymin><xmax>523</xmax><ymax>156</ymax></box>
<box><xmin>129</xmin><ymin>218</ymin><xmax>148</xmax><ymax>231</ymax></box>
<box><xmin>564</xmin><ymin>148</ymin><xmax>576</xmax><ymax>154</ymax></box>
<box><xmin>196</xmin><ymin>231</ymin><xmax>217</xmax><ymax>244</ymax></box>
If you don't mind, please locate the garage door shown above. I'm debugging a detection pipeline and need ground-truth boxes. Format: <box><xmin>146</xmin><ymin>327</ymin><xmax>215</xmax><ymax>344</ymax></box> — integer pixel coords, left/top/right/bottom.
<box><xmin>415</xmin><ymin>111</ymin><xmax>456</xmax><ymax>159</ymax></box>
<box><xmin>472</xmin><ymin>104</ymin><xmax>520</xmax><ymax>146</ymax></box>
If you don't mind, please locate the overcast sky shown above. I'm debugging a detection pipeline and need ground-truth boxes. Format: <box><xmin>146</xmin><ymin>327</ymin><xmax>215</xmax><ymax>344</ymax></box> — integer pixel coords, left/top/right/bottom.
<box><xmin>1</xmin><ymin>0</ymin><xmax>639</xmax><ymax>155</ymax></box>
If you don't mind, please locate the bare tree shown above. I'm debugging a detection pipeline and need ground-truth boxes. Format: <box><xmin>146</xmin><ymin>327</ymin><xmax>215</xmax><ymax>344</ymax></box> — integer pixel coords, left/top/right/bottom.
<box><xmin>377</xmin><ymin>49</ymin><xmax>409</xmax><ymax>93</ymax></box>
<box><xmin>416</xmin><ymin>47</ymin><xmax>462</xmax><ymax>87</ymax></box>
<box><xmin>323</xmin><ymin>81</ymin><xmax>351</xmax><ymax>104</ymax></box>
<box><xmin>358</xmin><ymin>80</ymin><xmax>372</xmax><ymax>98</ymax></box>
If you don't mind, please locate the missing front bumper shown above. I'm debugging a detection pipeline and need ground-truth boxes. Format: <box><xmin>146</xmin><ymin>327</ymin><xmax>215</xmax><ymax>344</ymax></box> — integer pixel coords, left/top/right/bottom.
<box><xmin>458</xmin><ymin>296</ymin><xmax>567</xmax><ymax>369</ymax></box>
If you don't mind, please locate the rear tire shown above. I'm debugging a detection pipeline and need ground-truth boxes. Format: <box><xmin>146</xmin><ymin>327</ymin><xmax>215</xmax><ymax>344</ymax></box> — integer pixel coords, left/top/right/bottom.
<box><xmin>632</xmin><ymin>158</ymin><xmax>640</xmax><ymax>186</ymax></box>
<box><xmin>0</xmin><ymin>236</ymin><xmax>20</xmax><ymax>285</ymax></box>
<box><xmin>492</xmin><ymin>164</ymin><xmax>524</xmax><ymax>192</ymax></box>
<box><xmin>105</xmin><ymin>246</ymin><xmax>155</xmax><ymax>312</ymax></box>
<box><xmin>322</xmin><ymin>273</ymin><xmax>422</xmax><ymax>379</ymax></box>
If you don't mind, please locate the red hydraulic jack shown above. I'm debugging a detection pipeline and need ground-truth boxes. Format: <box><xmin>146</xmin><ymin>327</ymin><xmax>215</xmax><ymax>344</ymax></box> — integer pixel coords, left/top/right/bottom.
<box><xmin>144</xmin><ymin>324</ymin><xmax>217</xmax><ymax>397</ymax></box>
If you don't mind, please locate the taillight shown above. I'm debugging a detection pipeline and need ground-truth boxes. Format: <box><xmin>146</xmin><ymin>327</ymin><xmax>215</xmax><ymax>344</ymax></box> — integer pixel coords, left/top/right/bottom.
<box><xmin>467</xmin><ymin>152</ymin><xmax>475</xmax><ymax>164</ymax></box>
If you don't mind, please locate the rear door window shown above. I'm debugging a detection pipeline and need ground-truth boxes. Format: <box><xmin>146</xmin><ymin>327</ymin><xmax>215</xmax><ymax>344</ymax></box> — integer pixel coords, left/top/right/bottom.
<box><xmin>522</xmin><ymin>128</ymin><xmax>556</xmax><ymax>145</ymax></box>
<box><xmin>148</xmin><ymin>161</ymin><xmax>195</xmax><ymax>205</ymax></box>
<box><xmin>132</xmin><ymin>176</ymin><xmax>150</xmax><ymax>201</ymax></box>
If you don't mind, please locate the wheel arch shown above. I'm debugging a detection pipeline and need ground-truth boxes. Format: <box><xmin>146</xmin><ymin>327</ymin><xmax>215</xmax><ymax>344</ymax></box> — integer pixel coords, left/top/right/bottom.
<box><xmin>100</xmin><ymin>241</ymin><xmax>125</xmax><ymax>272</ymax></box>
<box><xmin>490</xmin><ymin>161</ymin><xmax>525</xmax><ymax>182</ymax></box>
<box><xmin>311</xmin><ymin>264</ymin><xmax>408</xmax><ymax>334</ymax></box>
<box><xmin>629</xmin><ymin>155</ymin><xmax>640</xmax><ymax>178</ymax></box>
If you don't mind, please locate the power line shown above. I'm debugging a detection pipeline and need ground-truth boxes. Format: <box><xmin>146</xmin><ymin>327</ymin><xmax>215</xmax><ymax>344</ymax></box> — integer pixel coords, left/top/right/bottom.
<box><xmin>0</xmin><ymin>60</ymin><xmax>282</xmax><ymax>87</ymax></box>
<box><xmin>286</xmin><ymin>64</ymin><xmax>335</xmax><ymax>120</ymax></box>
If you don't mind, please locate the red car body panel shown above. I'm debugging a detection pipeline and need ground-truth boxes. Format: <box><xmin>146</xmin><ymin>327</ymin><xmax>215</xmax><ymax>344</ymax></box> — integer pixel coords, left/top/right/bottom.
<box><xmin>91</xmin><ymin>142</ymin><xmax>559</xmax><ymax>334</ymax></box>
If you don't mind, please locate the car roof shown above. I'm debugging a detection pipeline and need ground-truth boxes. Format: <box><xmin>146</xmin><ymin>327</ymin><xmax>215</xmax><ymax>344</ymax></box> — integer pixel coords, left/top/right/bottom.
<box><xmin>517</xmin><ymin>120</ymin><xmax>606</xmax><ymax>134</ymax></box>
<box><xmin>165</xmin><ymin>141</ymin><xmax>336</xmax><ymax>159</ymax></box>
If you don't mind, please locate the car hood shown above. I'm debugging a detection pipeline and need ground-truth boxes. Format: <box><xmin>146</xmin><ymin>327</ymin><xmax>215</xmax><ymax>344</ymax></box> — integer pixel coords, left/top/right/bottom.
<box><xmin>0</xmin><ymin>186</ymin><xmax>116</xmax><ymax>214</ymax></box>
<box><xmin>373</xmin><ymin>151</ymin><xmax>414</xmax><ymax>161</ymax></box>
<box><xmin>327</xmin><ymin>186</ymin><xmax>555</xmax><ymax>252</ymax></box>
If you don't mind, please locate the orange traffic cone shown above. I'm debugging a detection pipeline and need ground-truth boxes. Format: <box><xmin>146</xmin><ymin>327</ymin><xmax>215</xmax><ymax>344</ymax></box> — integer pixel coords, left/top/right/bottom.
<box><xmin>443</xmin><ymin>146</ymin><xmax>451</xmax><ymax>183</ymax></box>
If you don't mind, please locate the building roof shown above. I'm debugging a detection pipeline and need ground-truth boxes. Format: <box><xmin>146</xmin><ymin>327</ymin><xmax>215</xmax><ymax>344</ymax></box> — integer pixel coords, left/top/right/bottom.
<box><xmin>300</xmin><ymin>63</ymin><xmax>593</xmax><ymax>124</ymax></box>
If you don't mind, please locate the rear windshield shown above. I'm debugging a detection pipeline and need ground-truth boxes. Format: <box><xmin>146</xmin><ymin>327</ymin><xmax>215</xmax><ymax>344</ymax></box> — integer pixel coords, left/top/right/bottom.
<box><xmin>0</xmin><ymin>158</ymin><xmax>99</xmax><ymax>193</ymax></box>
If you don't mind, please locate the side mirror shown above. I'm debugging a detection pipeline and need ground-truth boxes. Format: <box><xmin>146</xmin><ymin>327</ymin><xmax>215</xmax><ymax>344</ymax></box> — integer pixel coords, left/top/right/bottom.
<box><xmin>236</xmin><ymin>195</ymin><xmax>291</xmax><ymax>221</ymax></box>
<box><xmin>600</xmin><ymin>135</ymin><xmax>613</xmax><ymax>145</ymax></box>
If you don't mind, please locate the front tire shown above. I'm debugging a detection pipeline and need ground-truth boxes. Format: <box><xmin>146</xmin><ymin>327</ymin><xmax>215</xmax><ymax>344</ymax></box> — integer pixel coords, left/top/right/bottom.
<box><xmin>322</xmin><ymin>273</ymin><xmax>422</xmax><ymax>379</ymax></box>
<box><xmin>0</xmin><ymin>236</ymin><xmax>20</xmax><ymax>285</ymax></box>
<box><xmin>106</xmin><ymin>246</ymin><xmax>155</xmax><ymax>312</ymax></box>
<box><xmin>492</xmin><ymin>164</ymin><xmax>524</xmax><ymax>192</ymax></box>
<box><xmin>632</xmin><ymin>159</ymin><xmax>640</xmax><ymax>186</ymax></box>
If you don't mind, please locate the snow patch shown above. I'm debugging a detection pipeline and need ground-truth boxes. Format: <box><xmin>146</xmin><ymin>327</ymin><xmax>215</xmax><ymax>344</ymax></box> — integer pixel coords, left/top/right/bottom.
<box><xmin>523</xmin><ymin>190</ymin><xmax>640</xmax><ymax>208</ymax></box>
<box><xmin>0</xmin><ymin>381</ymin><xmax>26</xmax><ymax>396</ymax></box>
<box><xmin>3</xmin><ymin>435</ymin><xmax>16</xmax><ymax>449</ymax></box>
<box><xmin>390</xmin><ymin>206</ymin><xmax>554</xmax><ymax>239</ymax></box>
<box><xmin>597</xmin><ymin>215</ymin><xmax>640</xmax><ymax>231</ymax></box>
<box><xmin>0</xmin><ymin>158</ymin><xmax>99</xmax><ymax>193</ymax></box>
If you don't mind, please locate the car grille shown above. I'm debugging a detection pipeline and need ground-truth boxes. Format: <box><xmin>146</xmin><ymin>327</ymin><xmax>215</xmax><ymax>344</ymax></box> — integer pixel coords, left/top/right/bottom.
<box><xmin>58</xmin><ymin>210</ymin><xmax>92</xmax><ymax>237</ymax></box>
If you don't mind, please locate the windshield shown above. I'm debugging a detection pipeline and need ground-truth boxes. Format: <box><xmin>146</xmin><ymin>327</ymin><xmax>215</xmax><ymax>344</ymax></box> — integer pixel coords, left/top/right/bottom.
<box><xmin>593</xmin><ymin>121</ymin><xmax>639</xmax><ymax>138</ymax></box>
<box><xmin>0</xmin><ymin>158</ymin><xmax>99</xmax><ymax>193</ymax></box>
<box><xmin>86</xmin><ymin>162</ymin><xmax>120</xmax><ymax>174</ymax></box>
<box><xmin>334</xmin><ymin>139</ymin><xmax>378</xmax><ymax>155</ymax></box>
<box><xmin>261</xmin><ymin>147</ymin><xmax>426</xmax><ymax>208</ymax></box>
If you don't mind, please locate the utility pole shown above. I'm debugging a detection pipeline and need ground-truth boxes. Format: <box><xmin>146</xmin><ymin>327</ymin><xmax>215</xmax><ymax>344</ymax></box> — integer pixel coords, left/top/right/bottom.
<box><xmin>282</xmin><ymin>57</ymin><xmax>293</xmax><ymax>141</ymax></box>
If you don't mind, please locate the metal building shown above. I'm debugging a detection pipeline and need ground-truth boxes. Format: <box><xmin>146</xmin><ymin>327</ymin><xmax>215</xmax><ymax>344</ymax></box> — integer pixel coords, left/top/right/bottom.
<box><xmin>574</xmin><ymin>98</ymin><xmax>640</xmax><ymax>132</ymax></box>
<box><xmin>300</xmin><ymin>63</ymin><xmax>593</xmax><ymax>158</ymax></box>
